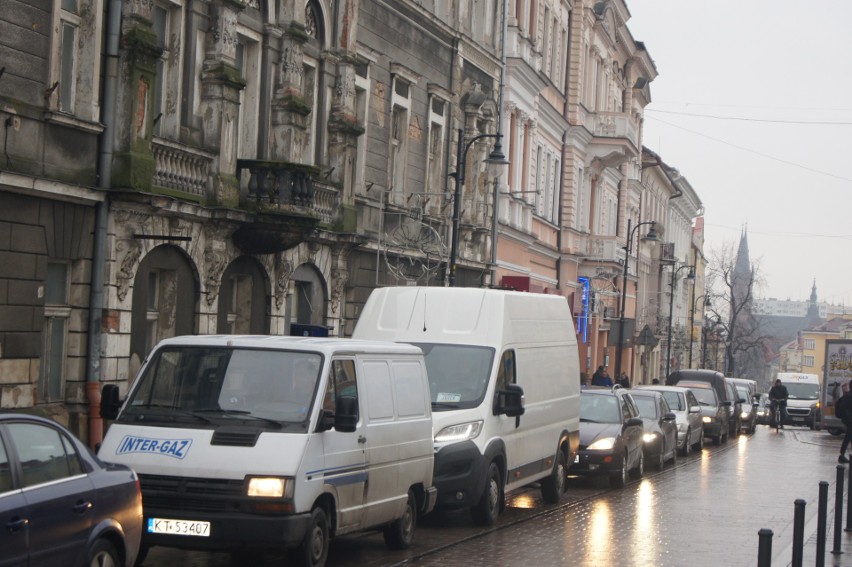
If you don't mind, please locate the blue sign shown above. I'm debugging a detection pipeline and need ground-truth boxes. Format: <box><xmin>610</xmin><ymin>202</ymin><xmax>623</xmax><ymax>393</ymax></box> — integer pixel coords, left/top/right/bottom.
<box><xmin>116</xmin><ymin>435</ymin><xmax>193</xmax><ymax>459</ymax></box>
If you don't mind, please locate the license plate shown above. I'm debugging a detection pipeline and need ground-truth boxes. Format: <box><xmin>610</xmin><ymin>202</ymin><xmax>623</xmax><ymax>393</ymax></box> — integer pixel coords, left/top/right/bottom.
<box><xmin>793</xmin><ymin>418</ymin><xmax>804</xmax><ymax>422</ymax></box>
<box><xmin>148</xmin><ymin>517</ymin><xmax>211</xmax><ymax>537</ymax></box>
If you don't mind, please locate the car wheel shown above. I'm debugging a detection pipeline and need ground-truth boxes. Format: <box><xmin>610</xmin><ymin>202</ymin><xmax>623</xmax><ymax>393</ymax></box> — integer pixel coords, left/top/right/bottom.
<box><xmin>656</xmin><ymin>447</ymin><xmax>666</xmax><ymax>470</ymax></box>
<box><xmin>472</xmin><ymin>461</ymin><xmax>502</xmax><ymax>526</ymax></box>
<box><xmin>541</xmin><ymin>448</ymin><xmax>567</xmax><ymax>504</ymax></box>
<box><xmin>610</xmin><ymin>452</ymin><xmax>628</xmax><ymax>488</ymax></box>
<box><xmin>681</xmin><ymin>429</ymin><xmax>692</xmax><ymax>457</ymax></box>
<box><xmin>87</xmin><ymin>538</ymin><xmax>120</xmax><ymax>567</ymax></box>
<box><xmin>630</xmin><ymin>450</ymin><xmax>644</xmax><ymax>479</ymax></box>
<box><xmin>293</xmin><ymin>507</ymin><xmax>329</xmax><ymax>567</ymax></box>
<box><xmin>695</xmin><ymin>432</ymin><xmax>704</xmax><ymax>451</ymax></box>
<box><xmin>670</xmin><ymin>442</ymin><xmax>678</xmax><ymax>465</ymax></box>
<box><xmin>384</xmin><ymin>490</ymin><xmax>416</xmax><ymax>550</ymax></box>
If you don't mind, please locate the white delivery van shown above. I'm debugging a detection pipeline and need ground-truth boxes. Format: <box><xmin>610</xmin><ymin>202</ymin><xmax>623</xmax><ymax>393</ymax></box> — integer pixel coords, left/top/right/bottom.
<box><xmin>352</xmin><ymin>287</ymin><xmax>580</xmax><ymax>526</ymax></box>
<box><xmin>99</xmin><ymin>335</ymin><xmax>436</xmax><ymax>567</ymax></box>
<box><xmin>776</xmin><ymin>372</ymin><xmax>821</xmax><ymax>428</ymax></box>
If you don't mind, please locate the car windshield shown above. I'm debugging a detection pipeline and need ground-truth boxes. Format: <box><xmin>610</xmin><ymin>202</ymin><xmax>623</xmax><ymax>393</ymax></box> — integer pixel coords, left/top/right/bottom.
<box><xmin>580</xmin><ymin>394</ymin><xmax>621</xmax><ymax>424</ymax></box>
<box><xmin>683</xmin><ymin>384</ymin><xmax>717</xmax><ymax>406</ymax></box>
<box><xmin>123</xmin><ymin>347</ymin><xmax>322</xmax><ymax>425</ymax></box>
<box><xmin>633</xmin><ymin>396</ymin><xmax>660</xmax><ymax>419</ymax></box>
<box><xmin>737</xmin><ymin>386</ymin><xmax>750</xmax><ymax>400</ymax></box>
<box><xmin>660</xmin><ymin>391</ymin><xmax>685</xmax><ymax>411</ymax></box>
<box><xmin>411</xmin><ymin>343</ymin><xmax>495</xmax><ymax>411</ymax></box>
<box><xmin>785</xmin><ymin>383</ymin><xmax>820</xmax><ymax>400</ymax></box>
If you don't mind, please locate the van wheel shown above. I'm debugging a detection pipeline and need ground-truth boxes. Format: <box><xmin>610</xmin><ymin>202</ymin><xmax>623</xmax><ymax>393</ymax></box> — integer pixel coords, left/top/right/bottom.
<box><xmin>293</xmin><ymin>507</ymin><xmax>329</xmax><ymax>567</ymax></box>
<box><xmin>87</xmin><ymin>538</ymin><xmax>119</xmax><ymax>567</ymax></box>
<box><xmin>472</xmin><ymin>462</ymin><xmax>502</xmax><ymax>526</ymax></box>
<box><xmin>541</xmin><ymin>449</ymin><xmax>567</xmax><ymax>504</ymax></box>
<box><xmin>384</xmin><ymin>490</ymin><xmax>416</xmax><ymax>550</ymax></box>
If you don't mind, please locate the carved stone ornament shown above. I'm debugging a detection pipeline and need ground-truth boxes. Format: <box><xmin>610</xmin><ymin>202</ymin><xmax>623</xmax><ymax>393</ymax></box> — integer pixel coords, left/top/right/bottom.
<box><xmin>275</xmin><ymin>255</ymin><xmax>295</xmax><ymax>310</ymax></box>
<box><xmin>116</xmin><ymin>239</ymin><xmax>142</xmax><ymax>302</ymax></box>
<box><xmin>329</xmin><ymin>268</ymin><xmax>348</xmax><ymax>313</ymax></box>
<box><xmin>204</xmin><ymin>248</ymin><xmax>229</xmax><ymax>306</ymax></box>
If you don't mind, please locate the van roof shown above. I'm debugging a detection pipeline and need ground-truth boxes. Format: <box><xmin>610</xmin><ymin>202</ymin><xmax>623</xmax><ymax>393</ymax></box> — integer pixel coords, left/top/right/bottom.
<box><xmin>151</xmin><ymin>335</ymin><xmax>424</xmax><ymax>356</ymax></box>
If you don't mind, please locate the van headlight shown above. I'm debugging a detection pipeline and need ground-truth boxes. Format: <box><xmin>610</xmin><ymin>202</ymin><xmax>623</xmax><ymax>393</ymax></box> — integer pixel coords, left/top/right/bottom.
<box><xmin>435</xmin><ymin>421</ymin><xmax>483</xmax><ymax>443</ymax></box>
<box><xmin>247</xmin><ymin>476</ymin><xmax>294</xmax><ymax>499</ymax></box>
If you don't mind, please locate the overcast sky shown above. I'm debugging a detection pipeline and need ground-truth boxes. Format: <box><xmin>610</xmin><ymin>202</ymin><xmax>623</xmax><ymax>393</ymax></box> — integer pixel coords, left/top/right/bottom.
<box><xmin>626</xmin><ymin>1</ymin><xmax>852</xmax><ymax>308</ymax></box>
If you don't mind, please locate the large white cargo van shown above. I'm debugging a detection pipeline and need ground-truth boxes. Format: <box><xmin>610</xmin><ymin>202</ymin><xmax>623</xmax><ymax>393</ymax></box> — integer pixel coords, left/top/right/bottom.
<box><xmin>776</xmin><ymin>372</ymin><xmax>820</xmax><ymax>428</ymax></box>
<box><xmin>352</xmin><ymin>287</ymin><xmax>581</xmax><ymax>526</ymax></box>
<box><xmin>99</xmin><ymin>336</ymin><xmax>436</xmax><ymax>567</ymax></box>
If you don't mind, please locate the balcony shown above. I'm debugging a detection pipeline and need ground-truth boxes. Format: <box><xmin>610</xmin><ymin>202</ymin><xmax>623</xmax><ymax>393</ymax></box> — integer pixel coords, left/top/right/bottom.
<box><xmin>152</xmin><ymin>138</ymin><xmax>214</xmax><ymax>200</ymax></box>
<box><xmin>233</xmin><ymin>160</ymin><xmax>340</xmax><ymax>254</ymax></box>
<box><xmin>578</xmin><ymin>107</ymin><xmax>641</xmax><ymax>165</ymax></box>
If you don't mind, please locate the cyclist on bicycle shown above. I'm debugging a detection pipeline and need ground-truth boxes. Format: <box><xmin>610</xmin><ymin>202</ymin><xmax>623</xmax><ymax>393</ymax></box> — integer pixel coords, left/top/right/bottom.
<box><xmin>768</xmin><ymin>378</ymin><xmax>789</xmax><ymax>429</ymax></box>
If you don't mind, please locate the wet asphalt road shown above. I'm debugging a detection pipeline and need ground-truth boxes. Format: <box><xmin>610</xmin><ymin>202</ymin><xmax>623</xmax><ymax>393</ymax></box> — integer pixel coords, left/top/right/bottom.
<box><xmin>144</xmin><ymin>426</ymin><xmax>850</xmax><ymax>566</ymax></box>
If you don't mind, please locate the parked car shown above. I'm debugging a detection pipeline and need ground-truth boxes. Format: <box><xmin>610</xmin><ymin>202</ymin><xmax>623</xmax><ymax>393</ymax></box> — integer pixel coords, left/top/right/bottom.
<box><xmin>638</xmin><ymin>385</ymin><xmax>704</xmax><ymax>455</ymax></box>
<box><xmin>668</xmin><ymin>370</ymin><xmax>736</xmax><ymax>433</ymax></box>
<box><xmin>679</xmin><ymin>381</ymin><xmax>731</xmax><ymax>445</ymax></box>
<box><xmin>629</xmin><ymin>390</ymin><xmax>678</xmax><ymax>469</ymax></box>
<box><xmin>0</xmin><ymin>413</ymin><xmax>143</xmax><ymax>567</ymax></box>
<box><xmin>755</xmin><ymin>393</ymin><xmax>771</xmax><ymax>425</ymax></box>
<box><xmin>569</xmin><ymin>386</ymin><xmax>644</xmax><ymax>488</ymax></box>
<box><xmin>725</xmin><ymin>379</ymin><xmax>745</xmax><ymax>436</ymax></box>
<box><xmin>736</xmin><ymin>384</ymin><xmax>757</xmax><ymax>434</ymax></box>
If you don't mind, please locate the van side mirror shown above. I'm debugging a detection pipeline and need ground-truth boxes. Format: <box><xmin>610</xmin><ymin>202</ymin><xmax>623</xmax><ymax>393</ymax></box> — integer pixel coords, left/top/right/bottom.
<box><xmin>101</xmin><ymin>384</ymin><xmax>122</xmax><ymax>420</ymax></box>
<box><xmin>496</xmin><ymin>384</ymin><xmax>525</xmax><ymax>418</ymax></box>
<box><xmin>333</xmin><ymin>396</ymin><xmax>359</xmax><ymax>433</ymax></box>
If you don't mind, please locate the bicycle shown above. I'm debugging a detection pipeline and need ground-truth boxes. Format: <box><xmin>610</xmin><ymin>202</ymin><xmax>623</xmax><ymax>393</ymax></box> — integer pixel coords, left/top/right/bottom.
<box><xmin>770</xmin><ymin>399</ymin><xmax>785</xmax><ymax>431</ymax></box>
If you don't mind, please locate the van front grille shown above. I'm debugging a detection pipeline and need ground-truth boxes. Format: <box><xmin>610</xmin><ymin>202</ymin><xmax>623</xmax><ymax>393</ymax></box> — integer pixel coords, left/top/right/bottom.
<box><xmin>139</xmin><ymin>474</ymin><xmax>245</xmax><ymax>513</ymax></box>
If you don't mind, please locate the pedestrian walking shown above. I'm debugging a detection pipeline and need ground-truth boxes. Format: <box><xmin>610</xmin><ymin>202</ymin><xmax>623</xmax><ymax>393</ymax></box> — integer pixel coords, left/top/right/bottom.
<box><xmin>836</xmin><ymin>380</ymin><xmax>852</xmax><ymax>463</ymax></box>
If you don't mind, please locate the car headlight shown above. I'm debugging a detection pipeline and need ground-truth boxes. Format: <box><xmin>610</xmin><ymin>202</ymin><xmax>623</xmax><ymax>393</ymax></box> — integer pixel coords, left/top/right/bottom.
<box><xmin>741</xmin><ymin>411</ymin><xmax>750</xmax><ymax>419</ymax></box>
<box><xmin>587</xmin><ymin>437</ymin><xmax>616</xmax><ymax>451</ymax></box>
<box><xmin>247</xmin><ymin>476</ymin><xmax>294</xmax><ymax>499</ymax></box>
<box><xmin>434</xmin><ymin>421</ymin><xmax>483</xmax><ymax>443</ymax></box>
<box><xmin>643</xmin><ymin>432</ymin><xmax>659</xmax><ymax>444</ymax></box>
<box><xmin>702</xmin><ymin>416</ymin><xmax>713</xmax><ymax>424</ymax></box>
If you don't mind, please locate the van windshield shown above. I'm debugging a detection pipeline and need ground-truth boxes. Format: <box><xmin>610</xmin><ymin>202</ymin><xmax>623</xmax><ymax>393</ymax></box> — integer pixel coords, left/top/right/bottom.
<box><xmin>785</xmin><ymin>383</ymin><xmax>820</xmax><ymax>400</ymax></box>
<box><xmin>122</xmin><ymin>347</ymin><xmax>322</xmax><ymax>427</ymax></box>
<box><xmin>410</xmin><ymin>343</ymin><xmax>495</xmax><ymax>411</ymax></box>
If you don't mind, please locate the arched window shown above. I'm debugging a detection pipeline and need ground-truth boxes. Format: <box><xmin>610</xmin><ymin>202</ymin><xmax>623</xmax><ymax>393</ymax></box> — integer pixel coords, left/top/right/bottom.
<box><xmin>217</xmin><ymin>256</ymin><xmax>270</xmax><ymax>334</ymax></box>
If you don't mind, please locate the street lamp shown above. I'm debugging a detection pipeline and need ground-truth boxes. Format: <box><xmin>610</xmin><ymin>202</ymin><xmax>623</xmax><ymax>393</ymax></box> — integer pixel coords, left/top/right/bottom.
<box><xmin>614</xmin><ymin>219</ymin><xmax>658</xmax><ymax>383</ymax></box>
<box><xmin>448</xmin><ymin>128</ymin><xmax>509</xmax><ymax>287</ymax></box>
<box><xmin>688</xmin><ymin>293</ymin><xmax>713</xmax><ymax>367</ymax></box>
<box><xmin>665</xmin><ymin>262</ymin><xmax>695</xmax><ymax>378</ymax></box>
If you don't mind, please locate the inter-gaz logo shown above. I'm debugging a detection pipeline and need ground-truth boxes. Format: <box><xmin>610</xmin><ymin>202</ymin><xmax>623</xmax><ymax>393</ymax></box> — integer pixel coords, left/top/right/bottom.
<box><xmin>116</xmin><ymin>435</ymin><xmax>193</xmax><ymax>459</ymax></box>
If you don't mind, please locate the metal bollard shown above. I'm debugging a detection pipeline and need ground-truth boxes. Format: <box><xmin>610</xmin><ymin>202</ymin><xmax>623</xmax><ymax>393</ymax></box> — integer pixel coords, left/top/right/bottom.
<box><xmin>817</xmin><ymin>480</ymin><xmax>828</xmax><ymax>567</ymax></box>
<box><xmin>847</xmin><ymin>463</ymin><xmax>852</xmax><ymax>532</ymax></box>
<box><xmin>758</xmin><ymin>528</ymin><xmax>773</xmax><ymax>567</ymax></box>
<box><xmin>834</xmin><ymin>465</ymin><xmax>845</xmax><ymax>555</ymax></box>
<box><xmin>793</xmin><ymin>499</ymin><xmax>806</xmax><ymax>567</ymax></box>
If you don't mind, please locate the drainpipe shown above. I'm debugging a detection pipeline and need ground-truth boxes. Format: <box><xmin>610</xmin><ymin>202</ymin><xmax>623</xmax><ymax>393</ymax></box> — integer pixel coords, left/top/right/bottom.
<box><xmin>87</xmin><ymin>0</ymin><xmax>121</xmax><ymax>448</ymax></box>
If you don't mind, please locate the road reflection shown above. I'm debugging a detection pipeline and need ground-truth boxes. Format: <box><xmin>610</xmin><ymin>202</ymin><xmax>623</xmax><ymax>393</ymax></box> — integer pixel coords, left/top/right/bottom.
<box><xmin>584</xmin><ymin>498</ymin><xmax>613</xmax><ymax>564</ymax></box>
<box><xmin>633</xmin><ymin>480</ymin><xmax>658</xmax><ymax>565</ymax></box>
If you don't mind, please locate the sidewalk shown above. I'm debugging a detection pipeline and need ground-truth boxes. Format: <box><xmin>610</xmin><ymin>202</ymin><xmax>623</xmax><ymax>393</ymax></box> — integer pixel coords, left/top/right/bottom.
<box><xmin>771</xmin><ymin>428</ymin><xmax>852</xmax><ymax>567</ymax></box>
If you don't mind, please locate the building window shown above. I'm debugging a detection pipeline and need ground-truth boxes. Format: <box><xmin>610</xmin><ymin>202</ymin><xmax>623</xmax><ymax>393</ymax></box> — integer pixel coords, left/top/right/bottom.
<box><xmin>146</xmin><ymin>269</ymin><xmax>178</xmax><ymax>354</ymax></box>
<box><xmin>236</xmin><ymin>29</ymin><xmax>262</xmax><ymax>159</ymax></box>
<box><xmin>803</xmin><ymin>355</ymin><xmax>815</xmax><ymax>367</ymax></box>
<box><xmin>354</xmin><ymin>60</ymin><xmax>371</xmax><ymax>195</ymax></box>
<box><xmin>389</xmin><ymin>75</ymin><xmax>412</xmax><ymax>204</ymax></box>
<box><xmin>40</xmin><ymin>262</ymin><xmax>70</xmax><ymax>403</ymax></box>
<box><xmin>425</xmin><ymin>93</ymin><xmax>447</xmax><ymax>212</ymax></box>
<box><xmin>803</xmin><ymin>338</ymin><xmax>815</xmax><ymax>350</ymax></box>
<box><xmin>50</xmin><ymin>0</ymin><xmax>104</xmax><ymax>121</ymax></box>
<box><xmin>152</xmin><ymin>1</ymin><xmax>185</xmax><ymax>138</ymax></box>
<box><xmin>226</xmin><ymin>274</ymin><xmax>253</xmax><ymax>334</ymax></box>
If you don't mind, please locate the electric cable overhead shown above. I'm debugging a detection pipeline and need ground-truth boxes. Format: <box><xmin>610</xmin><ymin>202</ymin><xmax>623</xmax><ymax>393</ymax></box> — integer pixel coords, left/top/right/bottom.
<box><xmin>647</xmin><ymin>108</ymin><xmax>852</xmax><ymax>126</ymax></box>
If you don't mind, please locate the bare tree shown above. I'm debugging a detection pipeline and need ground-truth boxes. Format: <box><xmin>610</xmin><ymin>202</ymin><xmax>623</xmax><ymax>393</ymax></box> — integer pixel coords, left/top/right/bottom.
<box><xmin>705</xmin><ymin>242</ymin><xmax>771</xmax><ymax>379</ymax></box>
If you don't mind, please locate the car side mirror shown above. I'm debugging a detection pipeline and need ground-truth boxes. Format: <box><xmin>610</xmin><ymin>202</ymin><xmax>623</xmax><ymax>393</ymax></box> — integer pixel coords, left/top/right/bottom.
<box><xmin>496</xmin><ymin>384</ymin><xmax>525</xmax><ymax>418</ymax></box>
<box><xmin>101</xmin><ymin>384</ymin><xmax>123</xmax><ymax>420</ymax></box>
<box><xmin>689</xmin><ymin>405</ymin><xmax>701</xmax><ymax>414</ymax></box>
<box><xmin>721</xmin><ymin>400</ymin><xmax>732</xmax><ymax>407</ymax></box>
<box><xmin>738</xmin><ymin>398</ymin><xmax>746</xmax><ymax>404</ymax></box>
<box><xmin>625</xmin><ymin>417</ymin><xmax>643</xmax><ymax>428</ymax></box>
<box><xmin>664</xmin><ymin>412</ymin><xmax>677</xmax><ymax>421</ymax></box>
<box><xmin>333</xmin><ymin>396</ymin><xmax>358</xmax><ymax>433</ymax></box>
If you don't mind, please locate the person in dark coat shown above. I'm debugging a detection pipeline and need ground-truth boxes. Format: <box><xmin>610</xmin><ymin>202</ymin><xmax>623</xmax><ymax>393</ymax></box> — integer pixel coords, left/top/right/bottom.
<box><xmin>837</xmin><ymin>380</ymin><xmax>852</xmax><ymax>463</ymax></box>
<box><xmin>592</xmin><ymin>367</ymin><xmax>613</xmax><ymax>387</ymax></box>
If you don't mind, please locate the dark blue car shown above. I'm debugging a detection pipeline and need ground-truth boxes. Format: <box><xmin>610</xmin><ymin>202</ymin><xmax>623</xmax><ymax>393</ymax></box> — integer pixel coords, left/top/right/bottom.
<box><xmin>0</xmin><ymin>413</ymin><xmax>143</xmax><ymax>567</ymax></box>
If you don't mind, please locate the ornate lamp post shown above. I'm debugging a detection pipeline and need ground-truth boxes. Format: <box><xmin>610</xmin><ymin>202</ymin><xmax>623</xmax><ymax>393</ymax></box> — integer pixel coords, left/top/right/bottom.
<box><xmin>448</xmin><ymin>129</ymin><xmax>508</xmax><ymax>287</ymax></box>
<box><xmin>688</xmin><ymin>293</ymin><xmax>713</xmax><ymax>367</ymax></box>
<box><xmin>665</xmin><ymin>262</ymin><xmax>695</xmax><ymax>378</ymax></box>
<box><xmin>614</xmin><ymin>219</ymin><xmax>658</xmax><ymax>383</ymax></box>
